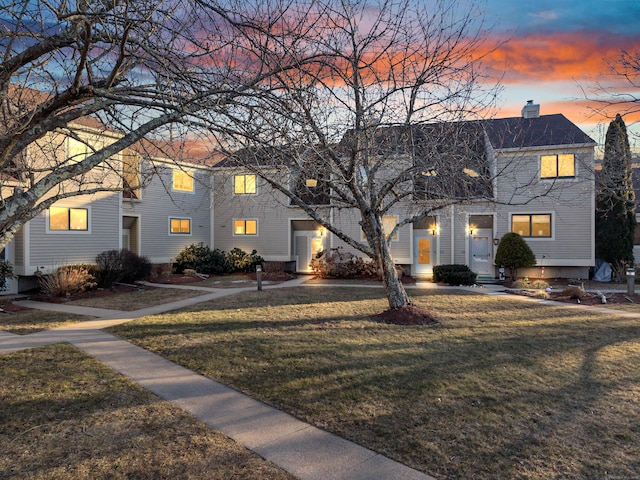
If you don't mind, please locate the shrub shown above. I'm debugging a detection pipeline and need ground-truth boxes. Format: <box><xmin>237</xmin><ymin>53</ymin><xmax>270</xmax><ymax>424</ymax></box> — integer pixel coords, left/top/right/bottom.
<box><xmin>432</xmin><ymin>264</ymin><xmax>477</xmax><ymax>285</ymax></box>
<box><xmin>38</xmin><ymin>265</ymin><xmax>97</xmax><ymax>297</ymax></box>
<box><xmin>310</xmin><ymin>247</ymin><xmax>403</xmax><ymax>279</ymax></box>
<box><xmin>174</xmin><ymin>243</ymin><xmax>230</xmax><ymax>275</ymax></box>
<box><xmin>95</xmin><ymin>249</ymin><xmax>152</xmax><ymax>287</ymax></box>
<box><xmin>512</xmin><ymin>279</ymin><xmax>549</xmax><ymax>290</ymax></box>
<box><xmin>226</xmin><ymin>248</ymin><xmax>264</xmax><ymax>273</ymax></box>
<box><xmin>562</xmin><ymin>285</ymin><xmax>585</xmax><ymax>300</ymax></box>
<box><xmin>495</xmin><ymin>232</ymin><xmax>536</xmax><ymax>280</ymax></box>
<box><xmin>310</xmin><ymin>248</ymin><xmax>376</xmax><ymax>278</ymax></box>
<box><xmin>0</xmin><ymin>260</ymin><xmax>15</xmax><ymax>291</ymax></box>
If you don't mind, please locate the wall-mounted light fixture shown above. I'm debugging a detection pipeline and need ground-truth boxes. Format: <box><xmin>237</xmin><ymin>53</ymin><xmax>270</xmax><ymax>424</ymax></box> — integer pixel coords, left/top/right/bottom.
<box><xmin>319</xmin><ymin>226</ymin><xmax>325</xmax><ymax>236</ymax></box>
<box><xmin>430</xmin><ymin>224</ymin><xmax>438</xmax><ymax>236</ymax></box>
<box><xmin>468</xmin><ymin>225</ymin><xmax>476</xmax><ymax>235</ymax></box>
<box><xmin>493</xmin><ymin>238</ymin><xmax>500</xmax><ymax>246</ymax></box>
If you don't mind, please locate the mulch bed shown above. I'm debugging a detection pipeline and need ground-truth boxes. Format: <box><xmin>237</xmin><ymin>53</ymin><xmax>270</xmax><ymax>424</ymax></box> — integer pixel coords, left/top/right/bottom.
<box><xmin>375</xmin><ymin>304</ymin><xmax>439</xmax><ymax>325</ymax></box>
<box><xmin>21</xmin><ymin>284</ymin><xmax>141</xmax><ymax>304</ymax></box>
<box><xmin>548</xmin><ymin>291</ymin><xmax>640</xmax><ymax>306</ymax></box>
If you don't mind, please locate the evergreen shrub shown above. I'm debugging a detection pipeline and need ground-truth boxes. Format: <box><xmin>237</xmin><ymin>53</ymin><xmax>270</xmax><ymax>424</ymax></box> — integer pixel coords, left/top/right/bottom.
<box><xmin>494</xmin><ymin>232</ymin><xmax>536</xmax><ymax>280</ymax></box>
<box><xmin>432</xmin><ymin>264</ymin><xmax>477</xmax><ymax>285</ymax></box>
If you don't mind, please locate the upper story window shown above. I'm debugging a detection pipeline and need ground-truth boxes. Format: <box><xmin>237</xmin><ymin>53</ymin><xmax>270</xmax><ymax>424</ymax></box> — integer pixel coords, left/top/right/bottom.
<box><xmin>122</xmin><ymin>152</ymin><xmax>141</xmax><ymax>199</ymax></box>
<box><xmin>170</xmin><ymin>218</ymin><xmax>191</xmax><ymax>234</ymax></box>
<box><xmin>234</xmin><ymin>174</ymin><xmax>257</xmax><ymax>194</ymax></box>
<box><xmin>361</xmin><ymin>215</ymin><xmax>399</xmax><ymax>242</ymax></box>
<box><xmin>512</xmin><ymin>214</ymin><xmax>551</xmax><ymax>238</ymax></box>
<box><xmin>49</xmin><ymin>206</ymin><xmax>88</xmax><ymax>231</ymax></box>
<box><xmin>173</xmin><ymin>169</ymin><xmax>194</xmax><ymax>192</ymax></box>
<box><xmin>540</xmin><ymin>154</ymin><xmax>575</xmax><ymax>179</ymax></box>
<box><xmin>234</xmin><ymin>219</ymin><xmax>257</xmax><ymax>235</ymax></box>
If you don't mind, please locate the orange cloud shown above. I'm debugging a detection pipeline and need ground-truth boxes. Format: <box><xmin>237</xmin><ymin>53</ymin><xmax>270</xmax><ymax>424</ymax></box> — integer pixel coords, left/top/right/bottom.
<box><xmin>481</xmin><ymin>32</ymin><xmax>640</xmax><ymax>83</ymax></box>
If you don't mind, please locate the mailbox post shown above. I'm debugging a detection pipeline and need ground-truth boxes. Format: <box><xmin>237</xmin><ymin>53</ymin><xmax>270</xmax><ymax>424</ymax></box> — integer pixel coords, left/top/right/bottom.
<box><xmin>256</xmin><ymin>264</ymin><xmax>263</xmax><ymax>291</ymax></box>
<box><xmin>627</xmin><ymin>267</ymin><xmax>635</xmax><ymax>295</ymax></box>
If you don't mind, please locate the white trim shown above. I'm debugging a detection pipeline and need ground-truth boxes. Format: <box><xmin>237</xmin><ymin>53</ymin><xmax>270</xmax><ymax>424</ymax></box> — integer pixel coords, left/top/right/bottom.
<box><xmin>171</xmin><ymin>168</ymin><xmax>196</xmax><ymax>194</ymax></box>
<box><xmin>122</xmin><ymin>212</ymin><xmax>142</xmax><ymax>254</ymax></box>
<box><xmin>450</xmin><ymin>205</ymin><xmax>455</xmax><ymax>264</ymax></box>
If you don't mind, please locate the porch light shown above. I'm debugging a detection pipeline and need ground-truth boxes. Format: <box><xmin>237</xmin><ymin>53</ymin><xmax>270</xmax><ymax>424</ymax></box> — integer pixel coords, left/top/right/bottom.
<box><xmin>306</xmin><ymin>178</ymin><xmax>318</xmax><ymax>188</ymax></box>
<box><xmin>430</xmin><ymin>224</ymin><xmax>438</xmax><ymax>236</ymax></box>
<box><xmin>468</xmin><ymin>225</ymin><xmax>476</xmax><ymax>235</ymax></box>
<box><xmin>319</xmin><ymin>226</ymin><xmax>325</xmax><ymax>236</ymax></box>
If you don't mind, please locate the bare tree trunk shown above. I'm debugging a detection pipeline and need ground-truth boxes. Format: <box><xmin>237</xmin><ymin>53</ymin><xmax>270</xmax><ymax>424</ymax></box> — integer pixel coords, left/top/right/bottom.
<box><xmin>366</xmin><ymin>211</ymin><xmax>412</xmax><ymax>310</ymax></box>
<box><xmin>376</xmin><ymin>237</ymin><xmax>412</xmax><ymax>310</ymax></box>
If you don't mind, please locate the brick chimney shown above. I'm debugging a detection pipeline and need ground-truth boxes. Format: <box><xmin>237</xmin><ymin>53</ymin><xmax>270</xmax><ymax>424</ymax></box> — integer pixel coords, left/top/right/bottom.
<box><xmin>521</xmin><ymin>100</ymin><xmax>540</xmax><ymax>119</ymax></box>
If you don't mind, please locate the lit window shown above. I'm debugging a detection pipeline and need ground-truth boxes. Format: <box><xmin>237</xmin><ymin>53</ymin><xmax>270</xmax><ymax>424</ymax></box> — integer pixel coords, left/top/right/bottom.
<box><xmin>173</xmin><ymin>170</ymin><xmax>194</xmax><ymax>192</ymax></box>
<box><xmin>170</xmin><ymin>218</ymin><xmax>191</xmax><ymax>234</ymax></box>
<box><xmin>49</xmin><ymin>207</ymin><xmax>88</xmax><ymax>231</ymax></box>
<box><xmin>361</xmin><ymin>215</ymin><xmax>398</xmax><ymax>241</ymax></box>
<box><xmin>540</xmin><ymin>154</ymin><xmax>574</xmax><ymax>178</ymax></box>
<box><xmin>234</xmin><ymin>219</ymin><xmax>257</xmax><ymax>235</ymax></box>
<box><xmin>67</xmin><ymin>135</ymin><xmax>109</xmax><ymax>167</ymax></box>
<box><xmin>122</xmin><ymin>152</ymin><xmax>140</xmax><ymax>199</ymax></box>
<box><xmin>234</xmin><ymin>174</ymin><xmax>256</xmax><ymax>194</ymax></box>
<box><xmin>512</xmin><ymin>214</ymin><xmax>551</xmax><ymax>238</ymax></box>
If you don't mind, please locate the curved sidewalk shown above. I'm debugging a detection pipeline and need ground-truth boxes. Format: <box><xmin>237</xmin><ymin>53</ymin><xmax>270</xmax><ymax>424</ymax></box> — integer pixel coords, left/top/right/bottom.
<box><xmin>0</xmin><ymin>278</ymin><xmax>434</xmax><ymax>480</ymax></box>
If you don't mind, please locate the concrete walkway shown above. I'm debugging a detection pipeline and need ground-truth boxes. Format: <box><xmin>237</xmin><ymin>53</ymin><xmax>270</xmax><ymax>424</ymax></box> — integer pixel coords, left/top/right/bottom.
<box><xmin>0</xmin><ymin>277</ymin><xmax>434</xmax><ymax>480</ymax></box>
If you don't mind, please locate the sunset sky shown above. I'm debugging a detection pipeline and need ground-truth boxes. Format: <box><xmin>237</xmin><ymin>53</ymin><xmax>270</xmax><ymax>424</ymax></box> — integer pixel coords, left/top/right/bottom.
<box><xmin>481</xmin><ymin>0</ymin><xmax>640</xmax><ymax>151</ymax></box>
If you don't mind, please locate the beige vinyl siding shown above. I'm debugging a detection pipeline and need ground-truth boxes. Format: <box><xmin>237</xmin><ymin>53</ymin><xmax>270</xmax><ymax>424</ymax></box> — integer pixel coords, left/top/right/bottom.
<box><xmin>493</xmin><ymin>145</ymin><xmax>595</xmax><ymax>266</ymax></box>
<box><xmin>28</xmin><ymin>192</ymin><xmax>120</xmax><ymax>270</ymax></box>
<box><xmin>13</xmin><ymin>228</ymin><xmax>24</xmax><ymax>268</ymax></box>
<box><xmin>329</xmin><ymin>208</ymin><xmax>412</xmax><ymax>263</ymax></box>
<box><xmin>213</xmin><ymin>172</ymin><xmax>292</xmax><ymax>258</ymax></box>
<box><xmin>135</xmin><ymin>164</ymin><xmax>212</xmax><ymax>262</ymax></box>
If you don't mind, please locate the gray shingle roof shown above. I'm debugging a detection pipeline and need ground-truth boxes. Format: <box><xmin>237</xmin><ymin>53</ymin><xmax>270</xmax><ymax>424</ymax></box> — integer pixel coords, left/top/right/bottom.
<box><xmin>483</xmin><ymin>114</ymin><xmax>596</xmax><ymax>150</ymax></box>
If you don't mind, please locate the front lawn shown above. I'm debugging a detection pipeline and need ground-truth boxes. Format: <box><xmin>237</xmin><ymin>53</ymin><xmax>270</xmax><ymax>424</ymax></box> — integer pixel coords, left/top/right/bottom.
<box><xmin>0</xmin><ymin>344</ymin><xmax>295</xmax><ymax>480</ymax></box>
<box><xmin>109</xmin><ymin>287</ymin><xmax>640</xmax><ymax>479</ymax></box>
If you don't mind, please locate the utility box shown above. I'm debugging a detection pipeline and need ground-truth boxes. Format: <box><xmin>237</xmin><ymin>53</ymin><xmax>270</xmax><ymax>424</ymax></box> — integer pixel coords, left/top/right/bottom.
<box><xmin>627</xmin><ymin>268</ymin><xmax>635</xmax><ymax>295</ymax></box>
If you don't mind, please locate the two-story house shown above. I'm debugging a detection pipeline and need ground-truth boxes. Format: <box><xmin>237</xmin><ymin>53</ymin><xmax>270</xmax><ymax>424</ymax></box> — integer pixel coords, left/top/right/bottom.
<box><xmin>212</xmin><ymin>102</ymin><xmax>596</xmax><ymax>280</ymax></box>
<box><xmin>2</xmin><ymin>122</ymin><xmax>213</xmax><ymax>294</ymax></box>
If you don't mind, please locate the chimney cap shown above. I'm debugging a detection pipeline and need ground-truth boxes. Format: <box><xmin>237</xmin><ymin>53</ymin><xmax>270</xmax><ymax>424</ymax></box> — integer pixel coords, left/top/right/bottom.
<box><xmin>521</xmin><ymin>100</ymin><xmax>540</xmax><ymax>119</ymax></box>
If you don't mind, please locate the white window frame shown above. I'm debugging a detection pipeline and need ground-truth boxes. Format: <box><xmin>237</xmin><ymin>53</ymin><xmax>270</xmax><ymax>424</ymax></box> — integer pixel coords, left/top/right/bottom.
<box><xmin>172</xmin><ymin>169</ymin><xmax>195</xmax><ymax>193</ymax></box>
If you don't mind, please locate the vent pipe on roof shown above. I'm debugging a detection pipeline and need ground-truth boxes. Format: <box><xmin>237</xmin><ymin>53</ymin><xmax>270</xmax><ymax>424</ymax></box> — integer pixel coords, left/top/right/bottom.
<box><xmin>521</xmin><ymin>100</ymin><xmax>540</xmax><ymax>119</ymax></box>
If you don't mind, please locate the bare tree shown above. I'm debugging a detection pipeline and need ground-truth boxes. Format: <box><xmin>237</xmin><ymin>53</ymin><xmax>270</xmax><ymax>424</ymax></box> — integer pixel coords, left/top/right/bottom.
<box><xmin>0</xmin><ymin>0</ymin><xmax>319</xmax><ymax>249</ymax></box>
<box><xmin>212</xmin><ymin>0</ymin><xmax>500</xmax><ymax>310</ymax></box>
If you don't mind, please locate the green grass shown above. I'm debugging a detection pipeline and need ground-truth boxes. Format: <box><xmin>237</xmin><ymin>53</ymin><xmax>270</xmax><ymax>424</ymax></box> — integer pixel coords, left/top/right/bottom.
<box><xmin>109</xmin><ymin>287</ymin><xmax>640</xmax><ymax>479</ymax></box>
<box><xmin>0</xmin><ymin>344</ymin><xmax>294</xmax><ymax>480</ymax></box>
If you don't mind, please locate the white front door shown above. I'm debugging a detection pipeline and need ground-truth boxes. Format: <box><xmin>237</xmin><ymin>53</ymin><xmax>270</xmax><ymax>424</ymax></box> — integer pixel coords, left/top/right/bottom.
<box><xmin>470</xmin><ymin>230</ymin><xmax>492</xmax><ymax>276</ymax></box>
<box><xmin>294</xmin><ymin>232</ymin><xmax>324</xmax><ymax>272</ymax></box>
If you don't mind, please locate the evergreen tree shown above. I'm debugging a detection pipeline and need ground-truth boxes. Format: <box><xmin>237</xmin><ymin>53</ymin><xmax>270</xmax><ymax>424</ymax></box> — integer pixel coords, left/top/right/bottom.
<box><xmin>495</xmin><ymin>232</ymin><xmax>536</xmax><ymax>280</ymax></box>
<box><xmin>595</xmin><ymin>114</ymin><xmax>636</xmax><ymax>268</ymax></box>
